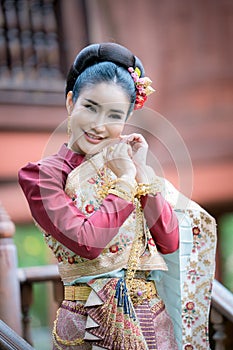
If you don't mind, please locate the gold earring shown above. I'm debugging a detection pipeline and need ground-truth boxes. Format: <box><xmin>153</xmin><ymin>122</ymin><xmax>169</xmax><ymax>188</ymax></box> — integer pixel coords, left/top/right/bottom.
<box><xmin>67</xmin><ymin>115</ymin><xmax>71</xmax><ymax>136</ymax></box>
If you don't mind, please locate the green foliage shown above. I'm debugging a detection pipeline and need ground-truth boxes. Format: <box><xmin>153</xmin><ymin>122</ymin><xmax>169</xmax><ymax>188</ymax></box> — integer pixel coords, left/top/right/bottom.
<box><xmin>14</xmin><ymin>224</ymin><xmax>49</xmax><ymax>327</ymax></box>
<box><xmin>219</xmin><ymin>213</ymin><xmax>233</xmax><ymax>292</ymax></box>
<box><xmin>14</xmin><ymin>224</ymin><xmax>48</xmax><ymax>267</ymax></box>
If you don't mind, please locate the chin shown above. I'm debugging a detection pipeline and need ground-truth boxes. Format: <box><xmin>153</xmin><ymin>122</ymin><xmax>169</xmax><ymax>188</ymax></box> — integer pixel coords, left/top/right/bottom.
<box><xmin>86</xmin><ymin>147</ymin><xmax>103</xmax><ymax>156</ymax></box>
<box><xmin>87</xmin><ymin>142</ymin><xmax>108</xmax><ymax>155</ymax></box>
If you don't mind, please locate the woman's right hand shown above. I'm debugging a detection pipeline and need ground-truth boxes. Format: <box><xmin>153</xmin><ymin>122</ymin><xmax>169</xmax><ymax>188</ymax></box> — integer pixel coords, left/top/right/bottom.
<box><xmin>105</xmin><ymin>142</ymin><xmax>136</xmax><ymax>180</ymax></box>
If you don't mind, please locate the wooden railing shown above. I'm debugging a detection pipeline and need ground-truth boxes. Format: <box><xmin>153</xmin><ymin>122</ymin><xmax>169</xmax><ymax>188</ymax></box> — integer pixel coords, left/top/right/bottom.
<box><xmin>210</xmin><ymin>280</ymin><xmax>233</xmax><ymax>350</ymax></box>
<box><xmin>0</xmin><ymin>203</ymin><xmax>233</xmax><ymax>349</ymax></box>
<box><xmin>18</xmin><ymin>265</ymin><xmax>63</xmax><ymax>346</ymax></box>
<box><xmin>0</xmin><ymin>320</ymin><xmax>34</xmax><ymax>350</ymax></box>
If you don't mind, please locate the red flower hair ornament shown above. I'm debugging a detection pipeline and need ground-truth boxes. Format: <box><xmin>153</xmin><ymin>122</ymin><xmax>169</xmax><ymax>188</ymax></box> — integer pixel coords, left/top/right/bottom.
<box><xmin>128</xmin><ymin>67</ymin><xmax>155</xmax><ymax>110</ymax></box>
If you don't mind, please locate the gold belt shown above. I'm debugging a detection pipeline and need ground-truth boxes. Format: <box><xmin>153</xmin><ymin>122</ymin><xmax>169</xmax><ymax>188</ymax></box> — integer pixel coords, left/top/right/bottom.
<box><xmin>64</xmin><ymin>279</ymin><xmax>157</xmax><ymax>305</ymax></box>
<box><xmin>127</xmin><ymin>279</ymin><xmax>157</xmax><ymax>305</ymax></box>
<box><xmin>64</xmin><ymin>285</ymin><xmax>92</xmax><ymax>301</ymax></box>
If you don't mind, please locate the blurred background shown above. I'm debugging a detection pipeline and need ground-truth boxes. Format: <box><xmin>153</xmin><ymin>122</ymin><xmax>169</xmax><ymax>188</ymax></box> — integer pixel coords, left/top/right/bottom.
<box><xmin>0</xmin><ymin>0</ymin><xmax>232</xmax><ymax>348</ymax></box>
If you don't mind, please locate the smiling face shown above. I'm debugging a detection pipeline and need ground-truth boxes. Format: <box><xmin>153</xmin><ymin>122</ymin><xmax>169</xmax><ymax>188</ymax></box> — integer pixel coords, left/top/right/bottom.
<box><xmin>66</xmin><ymin>82</ymin><xmax>131</xmax><ymax>155</ymax></box>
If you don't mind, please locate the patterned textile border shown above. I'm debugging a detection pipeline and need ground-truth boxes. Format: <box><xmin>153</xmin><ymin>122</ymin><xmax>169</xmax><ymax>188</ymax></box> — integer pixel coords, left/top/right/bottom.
<box><xmin>181</xmin><ymin>210</ymin><xmax>217</xmax><ymax>350</ymax></box>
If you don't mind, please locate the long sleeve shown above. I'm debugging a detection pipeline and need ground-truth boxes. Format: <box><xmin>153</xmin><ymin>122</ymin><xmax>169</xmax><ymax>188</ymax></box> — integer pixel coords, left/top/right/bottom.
<box><xmin>18</xmin><ymin>156</ymin><xmax>134</xmax><ymax>260</ymax></box>
<box><xmin>141</xmin><ymin>193</ymin><xmax>179</xmax><ymax>254</ymax></box>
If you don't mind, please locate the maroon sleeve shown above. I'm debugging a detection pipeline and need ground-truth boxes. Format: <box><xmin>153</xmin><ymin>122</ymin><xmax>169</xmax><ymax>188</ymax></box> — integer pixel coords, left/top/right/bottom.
<box><xmin>18</xmin><ymin>161</ymin><xmax>135</xmax><ymax>260</ymax></box>
<box><xmin>141</xmin><ymin>193</ymin><xmax>179</xmax><ymax>254</ymax></box>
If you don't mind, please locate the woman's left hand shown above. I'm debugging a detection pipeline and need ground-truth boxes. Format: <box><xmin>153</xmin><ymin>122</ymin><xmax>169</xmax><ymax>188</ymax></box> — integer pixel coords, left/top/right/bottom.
<box><xmin>121</xmin><ymin>133</ymin><xmax>148</xmax><ymax>164</ymax></box>
<box><xmin>120</xmin><ymin>133</ymin><xmax>150</xmax><ymax>182</ymax></box>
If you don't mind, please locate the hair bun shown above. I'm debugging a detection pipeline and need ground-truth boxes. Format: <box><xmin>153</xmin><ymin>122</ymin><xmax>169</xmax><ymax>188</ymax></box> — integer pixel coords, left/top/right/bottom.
<box><xmin>65</xmin><ymin>42</ymin><xmax>144</xmax><ymax>96</ymax></box>
<box><xmin>73</xmin><ymin>44</ymin><xmax>100</xmax><ymax>75</ymax></box>
<box><xmin>99</xmin><ymin>43</ymin><xmax>135</xmax><ymax>69</ymax></box>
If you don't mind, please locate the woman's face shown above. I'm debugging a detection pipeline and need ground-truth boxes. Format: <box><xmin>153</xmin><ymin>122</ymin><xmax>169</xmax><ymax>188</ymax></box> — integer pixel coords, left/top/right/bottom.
<box><xmin>66</xmin><ymin>82</ymin><xmax>131</xmax><ymax>155</ymax></box>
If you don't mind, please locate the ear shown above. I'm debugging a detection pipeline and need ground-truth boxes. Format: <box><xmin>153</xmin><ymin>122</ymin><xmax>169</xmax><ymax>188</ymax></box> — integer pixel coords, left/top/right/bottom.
<box><xmin>66</xmin><ymin>91</ymin><xmax>74</xmax><ymax>115</ymax></box>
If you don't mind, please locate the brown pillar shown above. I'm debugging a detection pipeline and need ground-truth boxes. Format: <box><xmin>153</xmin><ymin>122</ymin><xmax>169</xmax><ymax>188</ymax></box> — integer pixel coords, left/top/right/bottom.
<box><xmin>0</xmin><ymin>201</ymin><xmax>22</xmax><ymax>335</ymax></box>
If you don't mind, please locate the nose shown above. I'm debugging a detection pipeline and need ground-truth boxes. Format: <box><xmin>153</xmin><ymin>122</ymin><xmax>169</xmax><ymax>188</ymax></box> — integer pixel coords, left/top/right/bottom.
<box><xmin>90</xmin><ymin>114</ymin><xmax>106</xmax><ymax>133</ymax></box>
<box><xmin>92</xmin><ymin>123</ymin><xmax>106</xmax><ymax>133</ymax></box>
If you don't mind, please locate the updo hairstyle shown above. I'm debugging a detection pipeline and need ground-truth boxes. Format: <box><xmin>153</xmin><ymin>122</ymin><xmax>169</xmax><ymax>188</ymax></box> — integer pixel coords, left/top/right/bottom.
<box><xmin>65</xmin><ymin>43</ymin><xmax>145</xmax><ymax>115</ymax></box>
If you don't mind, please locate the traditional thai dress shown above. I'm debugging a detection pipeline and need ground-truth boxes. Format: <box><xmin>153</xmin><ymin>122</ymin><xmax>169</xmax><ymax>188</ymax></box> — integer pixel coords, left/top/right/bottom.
<box><xmin>18</xmin><ymin>143</ymin><xmax>216</xmax><ymax>350</ymax></box>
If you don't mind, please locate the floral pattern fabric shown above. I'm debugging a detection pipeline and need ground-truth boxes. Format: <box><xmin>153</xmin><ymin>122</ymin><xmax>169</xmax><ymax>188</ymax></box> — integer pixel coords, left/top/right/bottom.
<box><xmin>181</xmin><ymin>210</ymin><xmax>216</xmax><ymax>349</ymax></box>
<box><xmin>44</xmin><ymin>152</ymin><xmax>216</xmax><ymax>350</ymax></box>
<box><xmin>53</xmin><ymin>278</ymin><xmax>178</xmax><ymax>350</ymax></box>
<box><xmin>44</xmin><ymin>153</ymin><xmax>167</xmax><ymax>277</ymax></box>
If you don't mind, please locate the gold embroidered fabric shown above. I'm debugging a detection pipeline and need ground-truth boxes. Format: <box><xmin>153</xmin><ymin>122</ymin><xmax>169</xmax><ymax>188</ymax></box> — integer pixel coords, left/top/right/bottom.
<box><xmin>41</xmin><ymin>149</ymin><xmax>216</xmax><ymax>348</ymax></box>
<box><xmin>61</xmin><ymin>151</ymin><xmax>168</xmax><ymax>280</ymax></box>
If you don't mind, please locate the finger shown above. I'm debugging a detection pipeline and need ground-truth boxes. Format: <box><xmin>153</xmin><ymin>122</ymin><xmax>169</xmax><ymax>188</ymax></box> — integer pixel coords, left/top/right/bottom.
<box><xmin>122</xmin><ymin>133</ymin><xmax>147</xmax><ymax>148</ymax></box>
<box><xmin>120</xmin><ymin>133</ymin><xmax>139</xmax><ymax>142</ymax></box>
<box><xmin>119</xmin><ymin>134</ymin><xmax>132</xmax><ymax>143</ymax></box>
<box><xmin>105</xmin><ymin>142</ymin><xmax>126</xmax><ymax>159</ymax></box>
<box><xmin>112</xmin><ymin>143</ymin><xmax>132</xmax><ymax>160</ymax></box>
<box><xmin>127</xmin><ymin>146</ymin><xmax>133</xmax><ymax>158</ymax></box>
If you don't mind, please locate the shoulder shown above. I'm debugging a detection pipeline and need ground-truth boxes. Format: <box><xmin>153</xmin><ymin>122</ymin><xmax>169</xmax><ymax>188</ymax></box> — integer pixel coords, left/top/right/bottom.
<box><xmin>18</xmin><ymin>144</ymin><xmax>69</xmax><ymax>185</ymax></box>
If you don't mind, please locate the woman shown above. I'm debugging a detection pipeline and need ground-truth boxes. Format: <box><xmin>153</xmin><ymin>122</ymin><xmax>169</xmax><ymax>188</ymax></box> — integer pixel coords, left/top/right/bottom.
<box><xmin>18</xmin><ymin>43</ymin><xmax>216</xmax><ymax>350</ymax></box>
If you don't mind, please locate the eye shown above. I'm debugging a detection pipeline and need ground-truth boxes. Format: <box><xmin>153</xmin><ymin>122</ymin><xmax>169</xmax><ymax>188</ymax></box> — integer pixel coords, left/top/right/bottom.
<box><xmin>84</xmin><ymin>104</ymin><xmax>96</xmax><ymax>112</ymax></box>
<box><xmin>109</xmin><ymin>114</ymin><xmax>123</xmax><ymax>120</ymax></box>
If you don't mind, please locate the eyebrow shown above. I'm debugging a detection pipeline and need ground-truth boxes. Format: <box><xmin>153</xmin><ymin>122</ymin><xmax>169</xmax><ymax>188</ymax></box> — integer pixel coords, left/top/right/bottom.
<box><xmin>84</xmin><ymin>98</ymin><xmax>125</xmax><ymax>115</ymax></box>
<box><xmin>85</xmin><ymin>98</ymin><xmax>100</xmax><ymax>107</ymax></box>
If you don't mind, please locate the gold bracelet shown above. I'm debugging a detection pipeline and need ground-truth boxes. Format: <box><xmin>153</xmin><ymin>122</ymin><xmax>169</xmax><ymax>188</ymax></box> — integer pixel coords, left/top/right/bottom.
<box><xmin>108</xmin><ymin>187</ymin><xmax>134</xmax><ymax>202</ymax></box>
<box><xmin>96</xmin><ymin>176</ymin><xmax>136</xmax><ymax>201</ymax></box>
<box><xmin>108</xmin><ymin>178</ymin><xmax>136</xmax><ymax>202</ymax></box>
<box><xmin>114</xmin><ymin>177</ymin><xmax>137</xmax><ymax>191</ymax></box>
<box><xmin>136</xmin><ymin>180</ymin><xmax>162</xmax><ymax>198</ymax></box>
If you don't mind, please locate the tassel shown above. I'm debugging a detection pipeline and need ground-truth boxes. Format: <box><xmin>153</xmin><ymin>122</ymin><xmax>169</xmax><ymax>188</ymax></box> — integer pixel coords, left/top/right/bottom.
<box><xmin>115</xmin><ymin>278</ymin><xmax>136</xmax><ymax>320</ymax></box>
